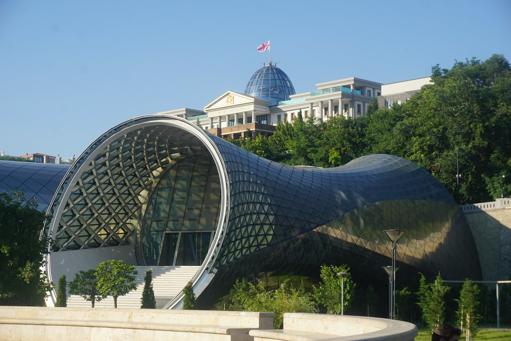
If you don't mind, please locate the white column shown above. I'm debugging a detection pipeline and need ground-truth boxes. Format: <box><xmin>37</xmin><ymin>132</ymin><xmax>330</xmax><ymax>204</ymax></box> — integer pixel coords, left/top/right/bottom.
<box><xmin>234</xmin><ymin>113</ymin><xmax>238</xmax><ymax>126</ymax></box>
<box><xmin>251</xmin><ymin>111</ymin><xmax>255</xmax><ymax>124</ymax></box>
<box><xmin>318</xmin><ymin>101</ymin><xmax>323</xmax><ymax>122</ymax></box>
<box><xmin>210</xmin><ymin>117</ymin><xmax>213</xmax><ymax>128</ymax></box>
<box><xmin>309</xmin><ymin>102</ymin><xmax>313</xmax><ymax>119</ymax></box>
<box><xmin>243</xmin><ymin>112</ymin><xmax>247</xmax><ymax>124</ymax></box>
<box><xmin>328</xmin><ymin>99</ymin><xmax>333</xmax><ymax>117</ymax></box>
<box><xmin>338</xmin><ymin>98</ymin><xmax>342</xmax><ymax>117</ymax></box>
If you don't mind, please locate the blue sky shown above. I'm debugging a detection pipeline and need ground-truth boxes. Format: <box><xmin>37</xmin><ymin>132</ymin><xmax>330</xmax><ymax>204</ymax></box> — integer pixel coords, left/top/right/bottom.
<box><xmin>1</xmin><ymin>0</ymin><xmax>510</xmax><ymax>159</ymax></box>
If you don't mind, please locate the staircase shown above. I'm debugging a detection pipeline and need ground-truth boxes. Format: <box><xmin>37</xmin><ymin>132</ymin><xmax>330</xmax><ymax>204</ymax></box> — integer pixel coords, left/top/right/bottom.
<box><xmin>67</xmin><ymin>266</ymin><xmax>200</xmax><ymax>309</ymax></box>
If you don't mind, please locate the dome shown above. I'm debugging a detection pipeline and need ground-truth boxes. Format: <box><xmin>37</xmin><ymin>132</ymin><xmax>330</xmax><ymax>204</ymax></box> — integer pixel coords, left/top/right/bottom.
<box><xmin>245</xmin><ymin>63</ymin><xmax>296</xmax><ymax>106</ymax></box>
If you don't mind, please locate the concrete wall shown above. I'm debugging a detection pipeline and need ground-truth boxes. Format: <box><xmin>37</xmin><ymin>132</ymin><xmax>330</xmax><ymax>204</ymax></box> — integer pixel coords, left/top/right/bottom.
<box><xmin>48</xmin><ymin>245</ymin><xmax>136</xmax><ymax>285</ymax></box>
<box><xmin>462</xmin><ymin>198</ymin><xmax>511</xmax><ymax>280</ymax></box>
<box><xmin>0</xmin><ymin>307</ymin><xmax>274</xmax><ymax>341</ymax></box>
<box><xmin>250</xmin><ymin>313</ymin><xmax>417</xmax><ymax>341</ymax></box>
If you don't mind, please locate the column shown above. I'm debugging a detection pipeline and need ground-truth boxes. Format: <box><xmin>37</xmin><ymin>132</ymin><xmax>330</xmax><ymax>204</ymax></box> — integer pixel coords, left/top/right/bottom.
<box><xmin>210</xmin><ymin>117</ymin><xmax>213</xmax><ymax>128</ymax></box>
<box><xmin>317</xmin><ymin>101</ymin><xmax>323</xmax><ymax>122</ymax></box>
<box><xmin>338</xmin><ymin>98</ymin><xmax>342</xmax><ymax>117</ymax></box>
<box><xmin>309</xmin><ymin>102</ymin><xmax>313</xmax><ymax>119</ymax></box>
<box><xmin>328</xmin><ymin>99</ymin><xmax>333</xmax><ymax>117</ymax></box>
<box><xmin>252</xmin><ymin>111</ymin><xmax>255</xmax><ymax>124</ymax></box>
<box><xmin>234</xmin><ymin>112</ymin><xmax>238</xmax><ymax>126</ymax></box>
<box><xmin>243</xmin><ymin>112</ymin><xmax>247</xmax><ymax>124</ymax></box>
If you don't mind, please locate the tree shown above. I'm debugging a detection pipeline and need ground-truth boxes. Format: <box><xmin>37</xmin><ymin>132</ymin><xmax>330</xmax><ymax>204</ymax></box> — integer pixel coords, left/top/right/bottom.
<box><xmin>141</xmin><ymin>270</ymin><xmax>156</xmax><ymax>309</ymax></box>
<box><xmin>216</xmin><ymin>277</ymin><xmax>316</xmax><ymax>328</ymax></box>
<box><xmin>69</xmin><ymin>269</ymin><xmax>102</xmax><ymax>308</ymax></box>
<box><xmin>396</xmin><ymin>287</ymin><xmax>413</xmax><ymax>322</ymax></box>
<box><xmin>55</xmin><ymin>275</ymin><xmax>67</xmax><ymax>307</ymax></box>
<box><xmin>313</xmin><ymin>264</ymin><xmax>355</xmax><ymax>314</ymax></box>
<box><xmin>183</xmin><ymin>281</ymin><xmax>195</xmax><ymax>309</ymax></box>
<box><xmin>457</xmin><ymin>280</ymin><xmax>480</xmax><ymax>341</ymax></box>
<box><xmin>417</xmin><ymin>273</ymin><xmax>450</xmax><ymax>331</ymax></box>
<box><xmin>95</xmin><ymin>260</ymin><xmax>137</xmax><ymax>308</ymax></box>
<box><xmin>0</xmin><ymin>193</ymin><xmax>48</xmax><ymax>305</ymax></box>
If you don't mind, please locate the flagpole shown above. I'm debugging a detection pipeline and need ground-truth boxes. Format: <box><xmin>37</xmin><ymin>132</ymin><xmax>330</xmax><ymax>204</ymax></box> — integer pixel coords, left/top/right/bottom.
<box><xmin>269</xmin><ymin>41</ymin><xmax>272</xmax><ymax>65</ymax></box>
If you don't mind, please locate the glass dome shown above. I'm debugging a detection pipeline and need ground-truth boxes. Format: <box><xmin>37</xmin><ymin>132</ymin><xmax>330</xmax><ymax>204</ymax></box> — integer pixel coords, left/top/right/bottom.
<box><xmin>245</xmin><ymin>63</ymin><xmax>296</xmax><ymax>106</ymax></box>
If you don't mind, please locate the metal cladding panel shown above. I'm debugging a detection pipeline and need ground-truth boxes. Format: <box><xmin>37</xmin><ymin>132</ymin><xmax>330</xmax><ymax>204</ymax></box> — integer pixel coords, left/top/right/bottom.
<box><xmin>210</xmin><ymin>136</ymin><xmax>481</xmax><ymax>281</ymax></box>
<box><xmin>0</xmin><ymin>160</ymin><xmax>68</xmax><ymax>211</ymax></box>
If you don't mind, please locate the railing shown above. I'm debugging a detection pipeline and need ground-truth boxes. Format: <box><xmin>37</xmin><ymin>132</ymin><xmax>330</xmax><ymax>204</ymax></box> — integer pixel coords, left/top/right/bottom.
<box><xmin>461</xmin><ymin>198</ymin><xmax>511</xmax><ymax>213</ymax></box>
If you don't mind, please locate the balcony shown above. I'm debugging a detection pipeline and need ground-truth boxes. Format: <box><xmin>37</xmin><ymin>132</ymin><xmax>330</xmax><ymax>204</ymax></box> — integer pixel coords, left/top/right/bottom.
<box><xmin>208</xmin><ymin>123</ymin><xmax>275</xmax><ymax>138</ymax></box>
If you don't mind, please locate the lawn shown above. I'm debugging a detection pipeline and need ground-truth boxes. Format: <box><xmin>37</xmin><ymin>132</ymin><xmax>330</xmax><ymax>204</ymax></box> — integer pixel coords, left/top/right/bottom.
<box><xmin>415</xmin><ymin>328</ymin><xmax>511</xmax><ymax>341</ymax></box>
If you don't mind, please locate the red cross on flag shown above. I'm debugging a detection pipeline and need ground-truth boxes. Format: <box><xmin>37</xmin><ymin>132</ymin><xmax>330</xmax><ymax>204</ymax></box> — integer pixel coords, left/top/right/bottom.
<box><xmin>257</xmin><ymin>41</ymin><xmax>271</xmax><ymax>53</ymax></box>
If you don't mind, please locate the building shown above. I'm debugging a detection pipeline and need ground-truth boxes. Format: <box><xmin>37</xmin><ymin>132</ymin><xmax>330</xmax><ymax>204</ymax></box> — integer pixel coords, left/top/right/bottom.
<box><xmin>0</xmin><ymin>115</ymin><xmax>475</xmax><ymax>310</ymax></box>
<box><xmin>158</xmin><ymin>63</ymin><xmax>429</xmax><ymax>139</ymax></box>
<box><xmin>378</xmin><ymin>77</ymin><xmax>432</xmax><ymax>108</ymax></box>
<box><xmin>20</xmin><ymin>152</ymin><xmax>58</xmax><ymax>164</ymax></box>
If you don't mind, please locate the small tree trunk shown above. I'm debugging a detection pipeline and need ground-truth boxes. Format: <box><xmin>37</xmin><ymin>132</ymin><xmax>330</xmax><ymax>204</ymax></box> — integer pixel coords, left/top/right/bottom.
<box><xmin>114</xmin><ymin>296</ymin><xmax>118</xmax><ymax>309</ymax></box>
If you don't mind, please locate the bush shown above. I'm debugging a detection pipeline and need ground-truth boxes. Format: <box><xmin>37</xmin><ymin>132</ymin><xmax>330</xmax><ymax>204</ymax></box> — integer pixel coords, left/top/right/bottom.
<box><xmin>141</xmin><ymin>270</ymin><xmax>156</xmax><ymax>309</ymax></box>
<box><xmin>183</xmin><ymin>281</ymin><xmax>195</xmax><ymax>309</ymax></box>
<box><xmin>55</xmin><ymin>275</ymin><xmax>67</xmax><ymax>307</ymax></box>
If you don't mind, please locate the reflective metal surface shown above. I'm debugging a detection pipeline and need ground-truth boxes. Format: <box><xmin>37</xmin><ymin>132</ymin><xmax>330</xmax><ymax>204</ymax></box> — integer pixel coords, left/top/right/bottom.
<box><xmin>40</xmin><ymin>115</ymin><xmax>481</xmax><ymax>308</ymax></box>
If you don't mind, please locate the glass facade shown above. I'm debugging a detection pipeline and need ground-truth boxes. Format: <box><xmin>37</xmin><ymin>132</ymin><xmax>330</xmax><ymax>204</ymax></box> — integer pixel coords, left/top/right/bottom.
<box><xmin>245</xmin><ymin>63</ymin><xmax>296</xmax><ymax>106</ymax></box>
<box><xmin>140</xmin><ymin>156</ymin><xmax>220</xmax><ymax>266</ymax></box>
<box><xmin>0</xmin><ymin>160</ymin><xmax>68</xmax><ymax>211</ymax></box>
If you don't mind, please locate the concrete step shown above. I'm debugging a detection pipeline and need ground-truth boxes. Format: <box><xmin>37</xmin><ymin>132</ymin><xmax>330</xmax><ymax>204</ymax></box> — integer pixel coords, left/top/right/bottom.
<box><xmin>67</xmin><ymin>266</ymin><xmax>199</xmax><ymax>309</ymax></box>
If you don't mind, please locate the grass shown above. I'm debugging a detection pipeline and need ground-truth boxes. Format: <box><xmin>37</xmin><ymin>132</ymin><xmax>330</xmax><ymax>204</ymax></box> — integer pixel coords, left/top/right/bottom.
<box><xmin>415</xmin><ymin>328</ymin><xmax>511</xmax><ymax>341</ymax></box>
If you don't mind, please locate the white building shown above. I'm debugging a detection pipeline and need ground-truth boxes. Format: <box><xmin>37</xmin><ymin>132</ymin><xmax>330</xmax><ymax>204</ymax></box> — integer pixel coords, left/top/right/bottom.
<box><xmin>157</xmin><ymin>64</ymin><xmax>430</xmax><ymax>139</ymax></box>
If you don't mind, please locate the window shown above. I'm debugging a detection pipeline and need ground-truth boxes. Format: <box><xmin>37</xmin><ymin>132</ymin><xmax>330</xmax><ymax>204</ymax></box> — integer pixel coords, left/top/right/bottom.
<box><xmin>246</xmin><ymin>116</ymin><xmax>253</xmax><ymax>124</ymax></box>
<box><xmin>291</xmin><ymin>113</ymin><xmax>295</xmax><ymax>121</ymax></box>
<box><xmin>357</xmin><ymin>103</ymin><xmax>362</xmax><ymax>115</ymax></box>
<box><xmin>343</xmin><ymin>104</ymin><xmax>349</xmax><ymax>113</ymax></box>
<box><xmin>237</xmin><ymin>117</ymin><xmax>244</xmax><ymax>124</ymax></box>
<box><xmin>367</xmin><ymin>89</ymin><xmax>372</xmax><ymax>97</ymax></box>
<box><xmin>228</xmin><ymin>118</ymin><xmax>235</xmax><ymax>126</ymax></box>
<box><xmin>277</xmin><ymin>114</ymin><xmax>282</xmax><ymax>122</ymax></box>
<box><xmin>334</xmin><ymin>105</ymin><xmax>338</xmax><ymax>114</ymax></box>
<box><xmin>256</xmin><ymin>114</ymin><xmax>269</xmax><ymax>124</ymax></box>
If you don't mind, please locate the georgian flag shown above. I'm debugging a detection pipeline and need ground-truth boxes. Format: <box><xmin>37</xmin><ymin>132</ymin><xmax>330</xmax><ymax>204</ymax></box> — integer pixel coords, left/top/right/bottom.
<box><xmin>257</xmin><ymin>41</ymin><xmax>271</xmax><ymax>53</ymax></box>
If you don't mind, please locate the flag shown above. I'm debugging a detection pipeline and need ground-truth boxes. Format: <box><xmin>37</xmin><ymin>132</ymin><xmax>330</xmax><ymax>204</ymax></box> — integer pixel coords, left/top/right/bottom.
<box><xmin>257</xmin><ymin>41</ymin><xmax>271</xmax><ymax>53</ymax></box>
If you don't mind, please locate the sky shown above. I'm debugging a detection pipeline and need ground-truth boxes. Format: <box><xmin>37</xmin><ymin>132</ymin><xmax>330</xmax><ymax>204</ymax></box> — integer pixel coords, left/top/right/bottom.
<box><xmin>0</xmin><ymin>0</ymin><xmax>510</xmax><ymax>159</ymax></box>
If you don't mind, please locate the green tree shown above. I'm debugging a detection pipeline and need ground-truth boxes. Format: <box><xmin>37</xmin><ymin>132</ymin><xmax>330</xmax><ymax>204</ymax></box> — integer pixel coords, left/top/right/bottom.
<box><xmin>417</xmin><ymin>273</ymin><xmax>450</xmax><ymax>331</ymax></box>
<box><xmin>183</xmin><ymin>281</ymin><xmax>195</xmax><ymax>309</ymax></box>
<box><xmin>313</xmin><ymin>264</ymin><xmax>355</xmax><ymax>314</ymax></box>
<box><xmin>55</xmin><ymin>275</ymin><xmax>67</xmax><ymax>307</ymax></box>
<box><xmin>69</xmin><ymin>269</ymin><xmax>101</xmax><ymax>308</ymax></box>
<box><xmin>396</xmin><ymin>287</ymin><xmax>413</xmax><ymax>322</ymax></box>
<box><xmin>217</xmin><ymin>277</ymin><xmax>316</xmax><ymax>328</ymax></box>
<box><xmin>0</xmin><ymin>193</ymin><xmax>48</xmax><ymax>305</ymax></box>
<box><xmin>95</xmin><ymin>259</ymin><xmax>137</xmax><ymax>308</ymax></box>
<box><xmin>141</xmin><ymin>270</ymin><xmax>156</xmax><ymax>309</ymax></box>
<box><xmin>457</xmin><ymin>280</ymin><xmax>480</xmax><ymax>341</ymax></box>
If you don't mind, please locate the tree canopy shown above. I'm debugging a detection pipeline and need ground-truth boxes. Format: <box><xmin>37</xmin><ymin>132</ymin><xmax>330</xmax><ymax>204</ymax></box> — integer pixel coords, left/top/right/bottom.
<box><xmin>240</xmin><ymin>55</ymin><xmax>511</xmax><ymax>203</ymax></box>
<box><xmin>95</xmin><ymin>259</ymin><xmax>137</xmax><ymax>308</ymax></box>
<box><xmin>69</xmin><ymin>269</ymin><xmax>102</xmax><ymax>308</ymax></box>
<box><xmin>0</xmin><ymin>193</ymin><xmax>48</xmax><ymax>305</ymax></box>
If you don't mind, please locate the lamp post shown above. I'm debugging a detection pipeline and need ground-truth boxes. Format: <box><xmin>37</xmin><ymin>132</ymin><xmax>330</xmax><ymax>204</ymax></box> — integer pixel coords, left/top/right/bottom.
<box><xmin>384</xmin><ymin>228</ymin><xmax>404</xmax><ymax>320</ymax></box>
<box><xmin>383</xmin><ymin>266</ymin><xmax>393</xmax><ymax>319</ymax></box>
<box><xmin>338</xmin><ymin>271</ymin><xmax>348</xmax><ymax>315</ymax></box>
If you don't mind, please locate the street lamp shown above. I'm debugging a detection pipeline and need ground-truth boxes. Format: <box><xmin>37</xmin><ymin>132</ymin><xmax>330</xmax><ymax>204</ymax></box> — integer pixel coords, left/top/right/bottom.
<box><xmin>337</xmin><ymin>271</ymin><xmax>348</xmax><ymax>315</ymax></box>
<box><xmin>384</xmin><ymin>228</ymin><xmax>404</xmax><ymax>320</ymax></box>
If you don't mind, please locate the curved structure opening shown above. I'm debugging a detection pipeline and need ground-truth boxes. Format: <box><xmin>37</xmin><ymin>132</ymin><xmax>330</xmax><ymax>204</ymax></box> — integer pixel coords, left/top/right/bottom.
<box><xmin>44</xmin><ymin>117</ymin><xmax>229</xmax><ymax>308</ymax></box>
